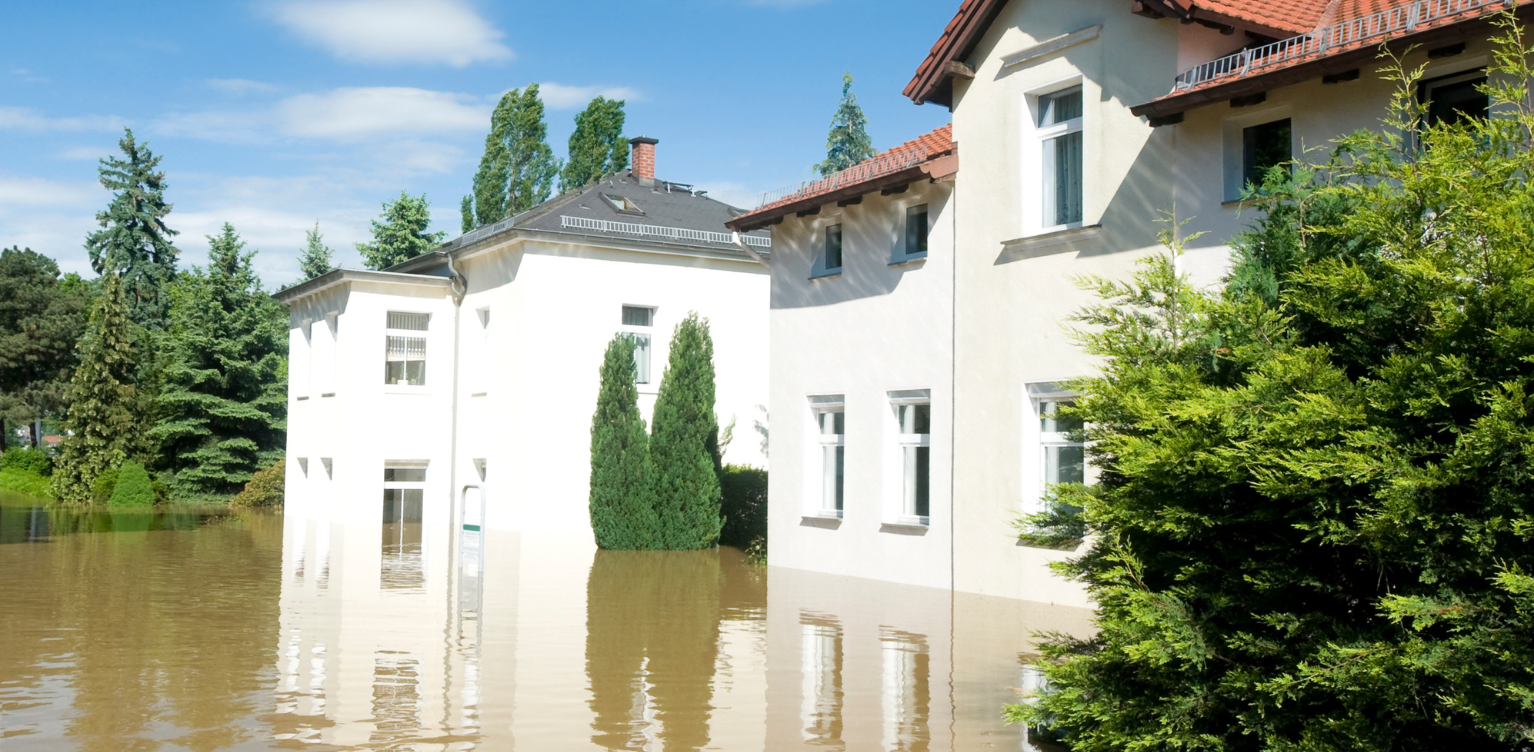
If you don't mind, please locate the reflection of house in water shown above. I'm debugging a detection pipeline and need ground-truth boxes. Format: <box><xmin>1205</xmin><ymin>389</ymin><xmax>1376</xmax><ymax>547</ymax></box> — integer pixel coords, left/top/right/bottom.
<box><xmin>273</xmin><ymin>509</ymin><xmax>1092</xmax><ymax>750</ymax></box>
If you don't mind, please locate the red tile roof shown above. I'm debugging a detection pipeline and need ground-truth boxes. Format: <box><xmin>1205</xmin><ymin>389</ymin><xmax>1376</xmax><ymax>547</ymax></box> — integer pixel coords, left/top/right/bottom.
<box><xmin>726</xmin><ymin>125</ymin><xmax>955</xmax><ymax>232</ymax></box>
<box><xmin>904</xmin><ymin>0</ymin><xmax>1009</xmax><ymax>106</ymax></box>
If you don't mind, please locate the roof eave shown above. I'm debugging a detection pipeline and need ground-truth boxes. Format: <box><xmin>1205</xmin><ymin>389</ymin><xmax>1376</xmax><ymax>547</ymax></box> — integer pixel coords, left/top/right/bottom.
<box><xmin>273</xmin><ymin>268</ymin><xmax>452</xmax><ymax>304</ymax></box>
<box><xmin>904</xmin><ymin>0</ymin><xmax>1009</xmax><ymax>107</ymax></box>
<box><xmin>725</xmin><ymin>164</ymin><xmax>933</xmax><ymax>233</ymax></box>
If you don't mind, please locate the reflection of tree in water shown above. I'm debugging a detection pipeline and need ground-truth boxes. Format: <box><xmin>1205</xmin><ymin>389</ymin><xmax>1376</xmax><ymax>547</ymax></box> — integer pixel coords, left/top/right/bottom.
<box><xmin>0</xmin><ymin>504</ymin><xmax>283</xmax><ymax>751</ymax></box>
<box><xmin>586</xmin><ymin>549</ymin><xmax>723</xmax><ymax>751</ymax></box>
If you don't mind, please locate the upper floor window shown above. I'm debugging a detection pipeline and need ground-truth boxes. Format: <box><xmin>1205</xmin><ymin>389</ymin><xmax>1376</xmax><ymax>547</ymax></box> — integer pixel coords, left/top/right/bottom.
<box><xmin>1038</xmin><ymin>87</ymin><xmax>1083</xmax><ymax>227</ymax></box>
<box><xmin>903</xmin><ymin>204</ymin><xmax>929</xmax><ymax>260</ymax></box>
<box><xmin>385</xmin><ymin>311</ymin><xmax>428</xmax><ymax>386</ymax></box>
<box><xmin>821</xmin><ymin>224</ymin><xmax>843</xmax><ymax>275</ymax></box>
<box><xmin>1243</xmin><ymin>118</ymin><xmax>1292</xmax><ymax>191</ymax></box>
<box><xmin>1421</xmin><ymin>69</ymin><xmax>1488</xmax><ymax>127</ymax></box>
<box><xmin>620</xmin><ymin>305</ymin><xmax>654</xmax><ymax>385</ymax></box>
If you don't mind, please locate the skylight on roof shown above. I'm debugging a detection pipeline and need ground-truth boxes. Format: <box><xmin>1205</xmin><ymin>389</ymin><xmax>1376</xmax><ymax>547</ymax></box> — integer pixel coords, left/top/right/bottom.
<box><xmin>601</xmin><ymin>194</ymin><xmax>643</xmax><ymax>216</ymax></box>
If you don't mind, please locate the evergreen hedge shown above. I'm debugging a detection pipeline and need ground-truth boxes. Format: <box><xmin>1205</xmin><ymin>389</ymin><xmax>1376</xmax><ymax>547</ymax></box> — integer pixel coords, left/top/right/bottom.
<box><xmin>718</xmin><ymin>464</ymin><xmax>767</xmax><ymax>551</ymax></box>
<box><xmin>90</xmin><ymin>467</ymin><xmax>119</xmax><ymax>505</ymax></box>
<box><xmin>108</xmin><ymin>461</ymin><xmax>155</xmax><ymax>507</ymax></box>
<box><xmin>648</xmin><ymin>313</ymin><xmax>723</xmax><ymax>550</ymax></box>
<box><xmin>589</xmin><ymin>334</ymin><xmax>659</xmax><ymax>549</ymax></box>
<box><xmin>0</xmin><ymin>447</ymin><xmax>52</xmax><ymax>476</ymax></box>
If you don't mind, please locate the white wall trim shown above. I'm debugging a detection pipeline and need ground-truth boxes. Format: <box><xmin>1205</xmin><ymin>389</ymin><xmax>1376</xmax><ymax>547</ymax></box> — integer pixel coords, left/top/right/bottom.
<box><xmin>1001</xmin><ymin>25</ymin><xmax>1101</xmax><ymax>69</ymax></box>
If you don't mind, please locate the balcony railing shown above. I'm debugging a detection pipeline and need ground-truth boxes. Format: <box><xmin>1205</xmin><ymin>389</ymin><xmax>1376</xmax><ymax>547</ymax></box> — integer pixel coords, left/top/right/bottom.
<box><xmin>1174</xmin><ymin>0</ymin><xmax>1511</xmax><ymax>90</ymax></box>
<box><xmin>560</xmin><ymin>215</ymin><xmax>771</xmax><ymax>248</ymax></box>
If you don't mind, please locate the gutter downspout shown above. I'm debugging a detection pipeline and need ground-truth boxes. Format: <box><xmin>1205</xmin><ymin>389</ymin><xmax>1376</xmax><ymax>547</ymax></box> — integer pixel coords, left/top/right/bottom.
<box><xmin>445</xmin><ymin>251</ymin><xmax>467</xmax><ymax>625</ymax></box>
<box><xmin>731</xmin><ymin>231</ymin><xmax>768</xmax><ymax>266</ymax></box>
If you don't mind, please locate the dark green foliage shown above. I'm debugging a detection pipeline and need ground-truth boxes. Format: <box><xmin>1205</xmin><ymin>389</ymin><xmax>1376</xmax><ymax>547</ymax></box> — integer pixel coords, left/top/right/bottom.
<box><xmin>0</xmin><ymin>247</ymin><xmax>91</xmax><ymax>440</ymax></box>
<box><xmin>650</xmin><ymin>313</ymin><xmax>723</xmax><ymax>550</ymax></box>
<box><xmin>151</xmin><ymin>224</ymin><xmax>287</xmax><ymax>498</ymax></box>
<box><xmin>0</xmin><ymin>447</ymin><xmax>53</xmax><ymax>476</ymax></box>
<box><xmin>561</xmin><ymin>96</ymin><xmax>628</xmax><ymax>189</ymax></box>
<box><xmin>230</xmin><ymin>460</ymin><xmax>284</xmax><ymax>508</ymax></box>
<box><xmin>90</xmin><ymin>467</ymin><xmax>118</xmax><ymax>505</ymax></box>
<box><xmin>1014</xmin><ymin>27</ymin><xmax>1534</xmax><ymax>750</ymax></box>
<box><xmin>0</xmin><ymin>468</ymin><xmax>52</xmax><ymax>499</ymax></box>
<box><xmin>108</xmin><ymin>461</ymin><xmax>155</xmax><ymax>507</ymax></box>
<box><xmin>718</xmin><ymin>464</ymin><xmax>767</xmax><ymax>550</ymax></box>
<box><xmin>1013</xmin><ymin>495</ymin><xmax>1084</xmax><ymax>550</ymax></box>
<box><xmin>589</xmin><ymin>335</ymin><xmax>659</xmax><ymax>549</ymax></box>
<box><xmin>356</xmin><ymin>193</ymin><xmax>445</xmax><ymax>270</ymax></box>
<box><xmin>52</xmin><ymin>273</ymin><xmax>141</xmax><ymax>503</ymax></box>
<box><xmin>297</xmin><ymin>221</ymin><xmax>334</xmax><ymax>281</ymax></box>
<box><xmin>814</xmin><ymin>73</ymin><xmax>876</xmax><ymax>177</ymax></box>
<box><xmin>462</xmin><ymin>84</ymin><xmax>559</xmax><ymax>230</ymax></box>
<box><xmin>84</xmin><ymin>129</ymin><xmax>179</xmax><ymax>328</ymax></box>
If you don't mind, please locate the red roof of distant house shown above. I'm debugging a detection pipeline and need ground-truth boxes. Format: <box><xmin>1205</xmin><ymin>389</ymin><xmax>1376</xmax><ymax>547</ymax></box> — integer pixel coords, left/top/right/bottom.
<box><xmin>726</xmin><ymin>124</ymin><xmax>956</xmax><ymax>233</ymax></box>
<box><xmin>907</xmin><ymin>0</ymin><xmax>1530</xmax><ymax>115</ymax></box>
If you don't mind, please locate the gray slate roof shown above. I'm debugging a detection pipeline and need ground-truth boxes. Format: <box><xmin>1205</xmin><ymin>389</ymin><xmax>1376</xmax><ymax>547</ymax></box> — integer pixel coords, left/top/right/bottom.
<box><xmin>517</xmin><ymin>170</ymin><xmax>763</xmax><ymax>243</ymax></box>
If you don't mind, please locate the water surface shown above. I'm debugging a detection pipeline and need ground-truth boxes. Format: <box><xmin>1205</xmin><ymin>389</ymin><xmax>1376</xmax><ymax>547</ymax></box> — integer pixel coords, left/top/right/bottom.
<box><xmin>0</xmin><ymin>492</ymin><xmax>1092</xmax><ymax>750</ymax></box>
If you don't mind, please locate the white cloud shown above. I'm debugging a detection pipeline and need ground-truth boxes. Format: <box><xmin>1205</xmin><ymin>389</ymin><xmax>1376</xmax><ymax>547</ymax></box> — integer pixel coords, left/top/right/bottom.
<box><xmin>57</xmin><ymin>146</ymin><xmax>111</xmax><ymax>161</ymax></box>
<box><xmin>207</xmin><ymin>78</ymin><xmax>278</xmax><ymax>94</ymax></box>
<box><xmin>0</xmin><ymin>107</ymin><xmax>124</xmax><ymax>133</ymax></box>
<box><xmin>536</xmin><ymin>83</ymin><xmax>641</xmax><ymax>110</ymax></box>
<box><xmin>268</xmin><ymin>0</ymin><xmax>513</xmax><ymax>67</ymax></box>
<box><xmin>154</xmin><ymin>86</ymin><xmax>490</xmax><ymax>143</ymax></box>
<box><xmin>0</xmin><ymin>175</ymin><xmax>100</xmax><ymax>209</ymax></box>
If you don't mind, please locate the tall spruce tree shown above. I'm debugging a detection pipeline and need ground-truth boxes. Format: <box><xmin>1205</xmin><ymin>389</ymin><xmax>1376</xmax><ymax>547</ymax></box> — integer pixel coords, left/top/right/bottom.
<box><xmin>356</xmin><ymin>192</ymin><xmax>445</xmax><ymax>270</ymax></box>
<box><xmin>649</xmin><ymin>313</ymin><xmax>723</xmax><ymax>550</ymax></box>
<box><xmin>150</xmin><ymin>224</ymin><xmax>287</xmax><ymax>497</ymax></box>
<box><xmin>52</xmin><ymin>273</ymin><xmax>140</xmax><ymax>503</ymax></box>
<box><xmin>0</xmin><ymin>248</ymin><xmax>90</xmax><ymax>448</ymax></box>
<box><xmin>85</xmin><ymin>128</ymin><xmax>179</xmax><ymax>329</ymax></box>
<box><xmin>461</xmin><ymin>84</ymin><xmax>560</xmax><ymax>231</ymax></box>
<box><xmin>297</xmin><ymin>221</ymin><xmax>334</xmax><ymax>280</ymax></box>
<box><xmin>1015</xmin><ymin>26</ymin><xmax>1534</xmax><ymax>751</ymax></box>
<box><xmin>589</xmin><ymin>334</ymin><xmax>659</xmax><ymax>550</ymax></box>
<box><xmin>814</xmin><ymin>73</ymin><xmax>876</xmax><ymax>177</ymax></box>
<box><xmin>561</xmin><ymin>96</ymin><xmax>628</xmax><ymax>190</ymax></box>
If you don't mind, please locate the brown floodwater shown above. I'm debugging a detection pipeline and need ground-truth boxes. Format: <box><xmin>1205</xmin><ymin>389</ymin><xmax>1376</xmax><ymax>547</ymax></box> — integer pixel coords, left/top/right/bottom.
<box><xmin>0</xmin><ymin>491</ymin><xmax>1093</xmax><ymax>750</ymax></box>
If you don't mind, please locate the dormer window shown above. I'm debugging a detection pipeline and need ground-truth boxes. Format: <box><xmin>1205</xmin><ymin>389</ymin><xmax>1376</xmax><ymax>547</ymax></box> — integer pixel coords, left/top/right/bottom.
<box><xmin>601</xmin><ymin>194</ymin><xmax>644</xmax><ymax>216</ymax></box>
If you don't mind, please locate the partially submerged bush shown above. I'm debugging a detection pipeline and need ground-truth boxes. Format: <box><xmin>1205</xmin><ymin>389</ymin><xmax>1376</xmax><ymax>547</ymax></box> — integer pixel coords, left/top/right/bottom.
<box><xmin>108</xmin><ymin>461</ymin><xmax>156</xmax><ymax>507</ymax></box>
<box><xmin>0</xmin><ymin>468</ymin><xmax>54</xmax><ymax>499</ymax></box>
<box><xmin>90</xmin><ymin>467</ymin><xmax>119</xmax><ymax>505</ymax></box>
<box><xmin>718</xmin><ymin>464</ymin><xmax>767</xmax><ymax>550</ymax></box>
<box><xmin>230</xmin><ymin>460</ymin><xmax>284</xmax><ymax>508</ymax></box>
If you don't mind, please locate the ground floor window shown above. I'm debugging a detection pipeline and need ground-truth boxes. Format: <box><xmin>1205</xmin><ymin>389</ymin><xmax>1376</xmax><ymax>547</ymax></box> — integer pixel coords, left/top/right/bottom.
<box><xmin>894</xmin><ymin>399</ymin><xmax>931</xmax><ymax>521</ymax></box>
<box><xmin>810</xmin><ymin>396</ymin><xmax>845</xmax><ymax>517</ymax></box>
<box><xmin>381</xmin><ymin>463</ymin><xmax>427</xmax><ymax>591</ymax></box>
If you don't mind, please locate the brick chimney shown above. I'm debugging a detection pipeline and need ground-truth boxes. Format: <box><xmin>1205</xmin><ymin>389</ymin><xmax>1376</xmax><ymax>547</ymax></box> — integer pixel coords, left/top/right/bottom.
<box><xmin>630</xmin><ymin>136</ymin><xmax>658</xmax><ymax>186</ymax></box>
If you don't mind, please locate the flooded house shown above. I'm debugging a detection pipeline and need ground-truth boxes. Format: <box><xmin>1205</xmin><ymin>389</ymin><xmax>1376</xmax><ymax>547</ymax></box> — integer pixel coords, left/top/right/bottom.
<box><xmin>727</xmin><ymin>0</ymin><xmax>1513</xmax><ymax>606</ymax></box>
<box><xmin>275</xmin><ymin>136</ymin><xmax>771</xmax><ymax>547</ymax></box>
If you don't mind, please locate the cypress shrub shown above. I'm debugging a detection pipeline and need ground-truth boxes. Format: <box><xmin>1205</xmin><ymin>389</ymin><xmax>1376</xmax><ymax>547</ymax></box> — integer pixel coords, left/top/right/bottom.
<box><xmin>0</xmin><ymin>447</ymin><xmax>52</xmax><ymax>476</ymax></box>
<box><xmin>231</xmin><ymin>460</ymin><xmax>284</xmax><ymax>508</ymax></box>
<box><xmin>589</xmin><ymin>335</ymin><xmax>659</xmax><ymax>549</ymax></box>
<box><xmin>108</xmin><ymin>461</ymin><xmax>156</xmax><ymax>507</ymax></box>
<box><xmin>90</xmin><ymin>467</ymin><xmax>119</xmax><ymax>505</ymax></box>
<box><xmin>718</xmin><ymin>464</ymin><xmax>767</xmax><ymax>550</ymax></box>
<box><xmin>649</xmin><ymin>313</ymin><xmax>723</xmax><ymax>550</ymax></box>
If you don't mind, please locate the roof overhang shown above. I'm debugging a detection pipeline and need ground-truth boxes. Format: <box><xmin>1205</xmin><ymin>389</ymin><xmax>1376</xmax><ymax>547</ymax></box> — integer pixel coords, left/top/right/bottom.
<box><xmin>1132</xmin><ymin>4</ymin><xmax>1531</xmax><ymax>120</ymax></box>
<box><xmin>273</xmin><ymin>268</ymin><xmax>451</xmax><ymax>305</ymax></box>
<box><xmin>904</xmin><ymin>0</ymin><xmax>1010</xmax><ymax>107</ymax></box>
<box><xmin>725</xmin><ymin>155</ymin><xmax>957</xmax><ymax>234</ymax></box>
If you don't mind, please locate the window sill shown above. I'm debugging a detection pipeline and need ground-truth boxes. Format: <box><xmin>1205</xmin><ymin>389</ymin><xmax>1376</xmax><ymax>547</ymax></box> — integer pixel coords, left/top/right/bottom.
<box><xmin>470</xmin><ymin>392</ymin><xmax>487</xmax><ymax>398</ymax></box>
<box><xmin>809</xmin><ymin>269</ymin><xmax>842</xmax><ymax>281</ymax></box>
<box><xmin>889</xmin><ymin>254</ymin><xmax>927</xmax><ymax>268</ymax></box>
<box><xmin>321</xmin><ymin>393</ymin><xmax>336</xmax><ymax>398</ymax></box>
<box><xmin>295</xmin><ymin>395</ymin><xmax>309</xmax><ymax>401</ymax></box>
<box><xmin>880</xmin><ymin>518</ymin><xmax>930</xmax><ymax>535</ymax></box>
<box><xmin>384</xmin><ymin>387</ymin><xmax>432</xmax><ymax>396</ymax></box>
<box><xmin>1001</xmin><ymin>224</ymin><xmax>1102</xmax><ymax>254</ymax></box>
<box><xmin>800</xmin><ymin>513</ymin><xmax>843</xmax><ymax>529</ymax></box>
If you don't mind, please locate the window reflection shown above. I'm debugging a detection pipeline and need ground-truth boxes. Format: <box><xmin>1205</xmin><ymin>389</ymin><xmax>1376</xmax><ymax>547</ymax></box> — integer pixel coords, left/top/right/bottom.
<box><xmin>369</xmin><ymin>652</ymin><xmax>422</xmax><ymax>746</ymax></box>
<box><xmin>801</xmin><ymin>617</ymin><xmax>844</xmax><ymax>743</ymax></box>
<box><xmin>881</xmin><ymin>631</ymin><xmax>930</xmax><ymax>751</ymax></box>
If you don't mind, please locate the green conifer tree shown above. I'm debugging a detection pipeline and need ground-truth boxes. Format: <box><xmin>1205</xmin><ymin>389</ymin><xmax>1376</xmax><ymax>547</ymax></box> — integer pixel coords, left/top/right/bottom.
<box><xmin>0</xmin><ymin>247</ymin><xmax>90</xmax><ymax>448</ymax></box>
<box><xmin>51</xmin><ymin>273</ymin><xmax>140</xmax><ymax>503</ymax></box>
<box><xmin>356</xmin><ymin>192</ymin><xmax>445</xmax><ymax>270</ymax></box>
<box><xmin>297</xmin><ymin>221</ymin><xmax>334</xmax><ymax>280</ymax></box>
<box><xmin>85</xmin><ymin>128</ymin><xmax>179</xmax><ymax>328</ymax></box>
<box><xmin>150</xmin><ymin>224</ymin><xmax>287</xmax><ymax>498</ymax></box>
<box><xmin>461</xmin><ymin>84</ymin><xmax>560</xmax><ymax>230</ymax></box>
<box><xmin>649</xmin><ymin>313</ymin><xmax>723</xmax><ymax>550</ymax></box>
<box><xmin>814</xmin><ymin>73</ymin><xmax>876</xmax><ymax>177</ymax></box>
<box><xmin>1014</xmin><ymin>24</ymin><xmax>1534</xmax><ymax>750</ymax></box>
<box><xmin>107</xmin><ymin>460</ymin><xmax>155</xmax><ymax>507</ymax></box>
<box><xmin>561</xmin><ymin>96</ymin><xmax>628</xmax><ymax>190</ymax></box>
<box><xmin>589</xmin><ymin>334</ymin><xmax>659</xmax><ymax>550</ymax></box>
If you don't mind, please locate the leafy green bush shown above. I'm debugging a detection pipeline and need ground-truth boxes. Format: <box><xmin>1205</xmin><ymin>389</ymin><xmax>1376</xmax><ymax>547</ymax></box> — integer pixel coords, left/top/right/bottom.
<box><xmin>107</xmin><ymin>461</ymin><xmax>156</xmax><ymax>507</ymax></box>
<box><xmin>0</xmin><ymin>468</ymin><xmax>54</xmax><ymax>499</ymax></box>
<box><xmin>718</xmin><ymin>464</ymin><xmax>767</xmax><ymax>550</ymax></box>
<box><xmin>230</xmin><ymin>460</ymin><xmax>284</xmax><ymax>508</ymax></box>
<box><xmin>1013</xmin><ymin>495</ymin><xmax>1085</xmax><ymax>550</ymax></box>
<box><xmin>0</xmin><ymin>447</ymin><xmax>53</xmax><ymax>476</ymax></box>
<box><xmin>90</xmin><ymin>467</ymin><xmax>119</xmax><ymax>505</ymax></box>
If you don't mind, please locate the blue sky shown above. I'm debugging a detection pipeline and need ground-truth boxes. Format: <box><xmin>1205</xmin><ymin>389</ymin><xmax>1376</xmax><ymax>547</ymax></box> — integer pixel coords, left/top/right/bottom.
<box><xmin>0</xmin><ymin>0</ymin><xmax>956</xmax><ymax>287</ymax></box>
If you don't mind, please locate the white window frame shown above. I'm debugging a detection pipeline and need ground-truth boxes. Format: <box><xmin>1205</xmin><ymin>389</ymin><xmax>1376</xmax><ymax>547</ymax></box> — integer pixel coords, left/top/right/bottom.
<box><xmin>806</xmin><ymin>395</ymin><xmax>845</xmax><ymax>519</ymax></box>
<box><xmin>619</xmin><ymin>304</ymin><xmax>656</xmax><ymax>387</ymax></box>
<box><xmin>315</xmin><ymin>312</ymin><xmax>338</xmax><ymax>397</ymax></box>
<box><xmin>1022</xmin><ymin>381</ymin><xmax>1088</xmax><ymax>516</ymax></box>
<box><xmin>1021</xmin><ymin>77</ymin><xmax>1086</xmax><ymax>237</ymax></box>
<box><xmin>382</xmin><ymin>460</ymin><xmax>429</xmax><ymax>529</ymax></box>
<box><xmin>384</xmin><ymin>311</ymin><xmax>430</xmax><ymax>391</ymax></box>
<box><xmin>292</xmin><ymin>320</ymin><xmax>312</xmax><ymax>400</ymax></box>
<box><xmin>886</xmin><ymin>389</ymin><xmax>931</xmax><ymax>526</ymax></box>
<box><xmin>810</xmin><ymin>217</ymin><xmax>844</xmax><ymax>279</ymax></box>
<box><xmin>471</xmin><ymin>307</ymin><xmax>490</xmax><ymax>397</ymax></box>
<box><xmin>1221</xmin><ymin>104</ymin><xmax>1294</xmax><ymax>202</ymax></box>
<box><xmin>892</xmin><ymin>199</ymin><xmax>930</xmax><ymax>265</ymax></box>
